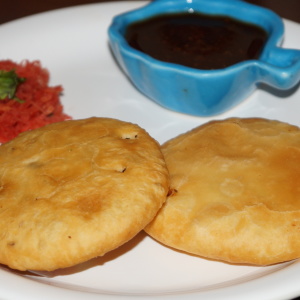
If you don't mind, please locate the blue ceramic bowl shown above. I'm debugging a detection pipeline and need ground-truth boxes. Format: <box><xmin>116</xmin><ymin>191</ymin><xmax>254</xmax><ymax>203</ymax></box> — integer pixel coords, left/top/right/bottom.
<box><xmin>108</xmin><ymin>0</ymin><xmax>300</xmax><ymax>116</ymax></box>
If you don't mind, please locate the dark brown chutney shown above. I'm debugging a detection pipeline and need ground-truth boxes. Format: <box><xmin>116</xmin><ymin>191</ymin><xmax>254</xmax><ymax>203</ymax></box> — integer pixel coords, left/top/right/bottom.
<box><xmin>125</xmin><ymin>12</ymin><xmax>268</xmax><ymax>70</ymax></box>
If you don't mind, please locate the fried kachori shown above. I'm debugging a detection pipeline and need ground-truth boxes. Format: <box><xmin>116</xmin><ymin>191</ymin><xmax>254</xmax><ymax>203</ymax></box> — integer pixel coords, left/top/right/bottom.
<box><xmin>145</xmin><ymin>117</ymin><xmax>300</xmax><ymax>265</ymax></box>
<box><xmin>0</xmin><ymin>117</ymin><xmax>169</xmax><ymax>271</ymax></box>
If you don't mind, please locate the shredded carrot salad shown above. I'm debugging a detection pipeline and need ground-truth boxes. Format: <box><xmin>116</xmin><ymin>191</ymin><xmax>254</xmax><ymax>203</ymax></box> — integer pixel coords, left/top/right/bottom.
<box><xmin>0</xmin><ymin>60</ymin><xmax>71</xmax><ymax>143</ymax></box>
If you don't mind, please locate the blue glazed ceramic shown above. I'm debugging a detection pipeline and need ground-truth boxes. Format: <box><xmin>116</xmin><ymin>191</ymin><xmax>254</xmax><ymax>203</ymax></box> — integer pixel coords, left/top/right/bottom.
<box><xmin>108</xmin><ymin>0</ymin><xmax>300</xmax><ymax>116</ymax></box>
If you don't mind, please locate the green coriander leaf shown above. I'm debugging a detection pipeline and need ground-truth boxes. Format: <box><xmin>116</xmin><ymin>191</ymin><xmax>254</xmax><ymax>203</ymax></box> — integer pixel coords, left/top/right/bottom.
<box><xmin>0</xmin><ymin>70</ymin><xmax>26</xmax><ymax>103</ymax></box>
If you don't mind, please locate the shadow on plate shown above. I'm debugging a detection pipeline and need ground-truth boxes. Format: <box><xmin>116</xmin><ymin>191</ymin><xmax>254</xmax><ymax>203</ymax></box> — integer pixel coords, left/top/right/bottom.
<box><xmin>2</xmin><ymin>231</ymin><xmax>147</xmax><ymax>278</ymax></box>
<box><xmin>257</xmin><ymin>81</ymin><xmax>300</xmax><ymax>99</ymax></box>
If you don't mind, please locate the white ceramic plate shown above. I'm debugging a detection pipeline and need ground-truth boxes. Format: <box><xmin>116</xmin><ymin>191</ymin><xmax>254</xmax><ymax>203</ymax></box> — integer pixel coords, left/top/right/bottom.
<box><xmin>0</xmin><ymin>2</ymin><xmax>300</xmax><ymax>299</ymax></box>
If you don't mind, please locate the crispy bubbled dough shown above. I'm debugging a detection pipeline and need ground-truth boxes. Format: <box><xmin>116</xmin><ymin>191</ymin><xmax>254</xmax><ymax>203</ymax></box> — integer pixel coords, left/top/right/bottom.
<box><xmin>0</xmin><ymin>117</ymin><xmax>169</xmax><ymax>271</ymax></box>
<box><xmin>145</xmin><ymin>117</ymin><xmax>300</xmax><ymax>265</ymax></box>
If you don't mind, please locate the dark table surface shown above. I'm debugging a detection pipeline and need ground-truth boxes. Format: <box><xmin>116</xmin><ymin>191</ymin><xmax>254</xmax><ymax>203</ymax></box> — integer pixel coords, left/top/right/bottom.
<box><xmin>0</xmin><ymin>0</ymin><xmax>300</xmax><ymax>24</ymax></box>
<box><xmin>1</xmin><ymin>1</ymin><xmax>300</xmax><ymax>299</ymax></box>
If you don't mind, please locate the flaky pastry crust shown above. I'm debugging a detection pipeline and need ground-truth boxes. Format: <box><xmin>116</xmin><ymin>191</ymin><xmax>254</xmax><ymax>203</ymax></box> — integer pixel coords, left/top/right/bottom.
<box><xmin>145</xmin><ymin>118</ymin><xmax>300</xmax><ymax>265</ymax></box>
<box><xmin>0</xmin><ymin>117</ymin><xmax>169</xmax><ymax>271</ymax></box>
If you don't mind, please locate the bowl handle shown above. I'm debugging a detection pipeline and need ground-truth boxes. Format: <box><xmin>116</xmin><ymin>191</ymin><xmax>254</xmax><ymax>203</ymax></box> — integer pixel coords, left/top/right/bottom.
<box><xmin>258</xmin><ymin>47</ymin><xmax>300</xmax><ymax>90</ymax></box>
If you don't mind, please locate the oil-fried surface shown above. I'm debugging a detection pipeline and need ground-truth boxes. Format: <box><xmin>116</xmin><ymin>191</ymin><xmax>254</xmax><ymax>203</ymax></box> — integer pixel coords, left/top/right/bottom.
<box><xmin>0</xmin><ymin>117</ymin><xmax>169</xmax><ymax>271</ymax></box>
<box><xmin>146</xmin><ymin>118</ymin><xmax>300</xmax><ymax>265</ymax></box>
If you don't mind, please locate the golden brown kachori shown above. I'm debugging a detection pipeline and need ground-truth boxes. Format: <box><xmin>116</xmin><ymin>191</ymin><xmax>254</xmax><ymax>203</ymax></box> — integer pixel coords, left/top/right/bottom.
<box><xmin>0</xmin><ymin>117</ymin><xmax>169</xmax><ymax>271</ymax></box>
<box><xmin>145</xmin><ymin>117</ymin><xmax>300</xmax><ymax>265</ymax></box>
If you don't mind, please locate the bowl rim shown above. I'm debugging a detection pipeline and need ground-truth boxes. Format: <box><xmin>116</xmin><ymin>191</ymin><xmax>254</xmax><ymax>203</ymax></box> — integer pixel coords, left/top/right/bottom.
<box><xmin>108</xmin><ymin>0</ymin><xmax>285</xmax><ymax>75</ymax></box>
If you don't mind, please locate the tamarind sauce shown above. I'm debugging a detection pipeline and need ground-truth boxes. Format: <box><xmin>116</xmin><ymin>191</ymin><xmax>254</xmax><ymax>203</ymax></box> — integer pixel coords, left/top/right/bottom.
<box><xmin>125</xmin><ymin>12</ymin><xmax>268</xmax><ymax>70</ymax></box>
